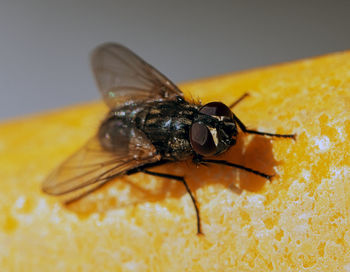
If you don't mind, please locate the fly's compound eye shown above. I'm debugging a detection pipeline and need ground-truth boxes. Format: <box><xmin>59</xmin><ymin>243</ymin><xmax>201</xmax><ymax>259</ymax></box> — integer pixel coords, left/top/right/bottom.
<box><xmin>190</xmin><ymin>122</ymin><xmax>217</xmax><ymax>156</ymax></box>
<box><xmin>199</xmin><ymin>102</ymin><xmax>233</xmax><ymax>119</ymax></box>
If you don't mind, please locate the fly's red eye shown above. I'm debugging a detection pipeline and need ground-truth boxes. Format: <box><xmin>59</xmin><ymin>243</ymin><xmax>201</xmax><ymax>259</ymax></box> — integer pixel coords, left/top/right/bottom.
<box><xmin>199</xmin><ymin>102</ymin><xmax>232</xmax><ymax>118</ymax></box>
<box><xmin>190</xmin><ymin>122</ymin><xmax>216</xmax><ymax>156</ymax></box>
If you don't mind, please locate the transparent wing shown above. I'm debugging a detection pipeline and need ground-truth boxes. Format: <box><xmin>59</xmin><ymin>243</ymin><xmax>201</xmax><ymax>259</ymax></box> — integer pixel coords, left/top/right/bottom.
<box><xmin>42</xmin><ymin>127</ymin><xmax>160</xmax><ymax>197</ymax></box>
<box><xmin>91</xmin><ymin>42</ymin><xmax>184</xmax><ymax>109</ymax></box>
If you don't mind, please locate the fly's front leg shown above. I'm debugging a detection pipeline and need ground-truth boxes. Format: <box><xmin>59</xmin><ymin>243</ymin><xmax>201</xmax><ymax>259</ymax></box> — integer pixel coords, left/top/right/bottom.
<box><xmin>233</xmin><ymin>113</ymin><xmax>296</xmax><ymax>139</ymax></box>
<box><xmin>142</xmin><ymin>169</ymin><xmax>202</xmax><ymax>235</ymax></box>
<box><xmin>229</xmin><ymin>92</ymin><xmax>250</xmax><ymax>109</ymax></box>
<box><xmin>194</xmin><ymin>157</ymin><xmax>272</xmax><ymax>180</ymax></box>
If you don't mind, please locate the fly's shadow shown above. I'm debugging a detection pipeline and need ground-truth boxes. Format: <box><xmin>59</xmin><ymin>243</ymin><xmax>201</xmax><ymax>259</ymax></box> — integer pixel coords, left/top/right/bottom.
<box><xmin>65</xmin><ymin>133</ymin><xmax>278</xmax><ymax>215</ymax></box>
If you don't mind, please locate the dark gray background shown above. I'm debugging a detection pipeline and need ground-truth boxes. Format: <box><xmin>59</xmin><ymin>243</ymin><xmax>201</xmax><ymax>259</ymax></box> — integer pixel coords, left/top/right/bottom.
<box><xmin>1</xmin><ymin>1</ymin><xmax>349</xmax><ymax>120</ymax></box>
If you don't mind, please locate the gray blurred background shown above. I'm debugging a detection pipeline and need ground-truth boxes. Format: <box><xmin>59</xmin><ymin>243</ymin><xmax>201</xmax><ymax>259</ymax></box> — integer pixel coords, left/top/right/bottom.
<box><xmin>1</xmin><ymin>1</ymin><xmax>349</xmax><ymax>120</ymax></box>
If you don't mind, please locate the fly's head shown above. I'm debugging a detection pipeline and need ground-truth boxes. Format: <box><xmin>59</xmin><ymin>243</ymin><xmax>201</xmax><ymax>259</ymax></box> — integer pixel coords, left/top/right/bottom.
<box><xmin>190</xmin><ymin>102</ymin><xmax>238</xmax><ymax>157</ymax></box>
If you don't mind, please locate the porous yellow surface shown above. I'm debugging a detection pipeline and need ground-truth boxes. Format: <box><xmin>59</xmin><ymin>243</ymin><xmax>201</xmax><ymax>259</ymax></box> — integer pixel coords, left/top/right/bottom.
<box><xmin>1</xmin><ymin>52</ymin><xmax>349</xmax><ymax>271</ymax></box>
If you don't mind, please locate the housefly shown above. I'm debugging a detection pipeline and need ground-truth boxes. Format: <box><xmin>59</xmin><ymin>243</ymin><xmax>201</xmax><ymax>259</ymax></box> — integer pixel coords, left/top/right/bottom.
<box><xmin>42</xmin><ymin>43</ymin><xmax>295</xmax><ymax>234</ymax></box>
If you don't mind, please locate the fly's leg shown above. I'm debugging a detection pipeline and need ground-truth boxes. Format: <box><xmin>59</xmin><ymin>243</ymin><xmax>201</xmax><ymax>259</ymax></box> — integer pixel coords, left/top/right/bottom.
<box><xmin>195</xmin><ymin>158</ymin><xmax>272</xmax><ymax>180</ymax></box>
<box><xmin>229</xmin><ymin>93</ymin><xmax>295</xmax><ymax>139</ymax></box>
<box><xmin>142</xmin><ymin>169</ymin><xmax>202</xmax><ymax>235</ymax></box>
<box><xmin>233</xmin><ymin>113</ymin><xmax>296</xmax><ymax>139</ymax></box>
<box><xmin>229</xmin><ymin>92</ymin><xmax>250</xmax><ymax>109</ymax></box>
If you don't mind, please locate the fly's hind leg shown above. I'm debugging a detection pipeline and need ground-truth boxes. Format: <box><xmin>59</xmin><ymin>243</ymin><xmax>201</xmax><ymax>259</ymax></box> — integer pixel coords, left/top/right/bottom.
<box><xmin>64</xmin><ymin>178</ymin><xmax>115</xmax><ymax>205</ymax></box>
<box><xmin>142</xmin><ymin>169</ymin><xmax>202</xmax><ymax>235</ymax></box>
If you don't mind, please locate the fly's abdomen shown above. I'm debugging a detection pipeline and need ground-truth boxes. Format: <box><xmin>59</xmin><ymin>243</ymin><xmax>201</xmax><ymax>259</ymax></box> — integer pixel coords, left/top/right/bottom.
<box><xmin>98</xmin><ymin>116</ymin><xmax>131</xmax><ymax>152</ymax></box>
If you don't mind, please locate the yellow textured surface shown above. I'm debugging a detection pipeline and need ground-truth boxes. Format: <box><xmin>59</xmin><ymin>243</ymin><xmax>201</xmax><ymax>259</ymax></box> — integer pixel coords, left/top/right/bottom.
<box><xmin>1</xmin><ymin>52</ymin><xmax>350</xmax><ymax>271</ymax></box>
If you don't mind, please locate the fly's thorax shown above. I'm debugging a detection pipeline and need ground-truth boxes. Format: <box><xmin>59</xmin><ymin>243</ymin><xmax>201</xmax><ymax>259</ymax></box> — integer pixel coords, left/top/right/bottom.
<box><xmin>136</xmin><ymin>99</ymin><xmax>198</xmax><ymax>161</ymax></box>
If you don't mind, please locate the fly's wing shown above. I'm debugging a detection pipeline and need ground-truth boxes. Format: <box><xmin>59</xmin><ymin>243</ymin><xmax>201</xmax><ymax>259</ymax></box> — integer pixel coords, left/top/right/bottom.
<box><xmin>42</xmin><ymin>127</ymin><xmax>160</xmax><ymax>200</ymax></box>
<box><xmin>91</xmin><ymin>43</ymin><xmax>184</xmax><ymax>109</ymax></box>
